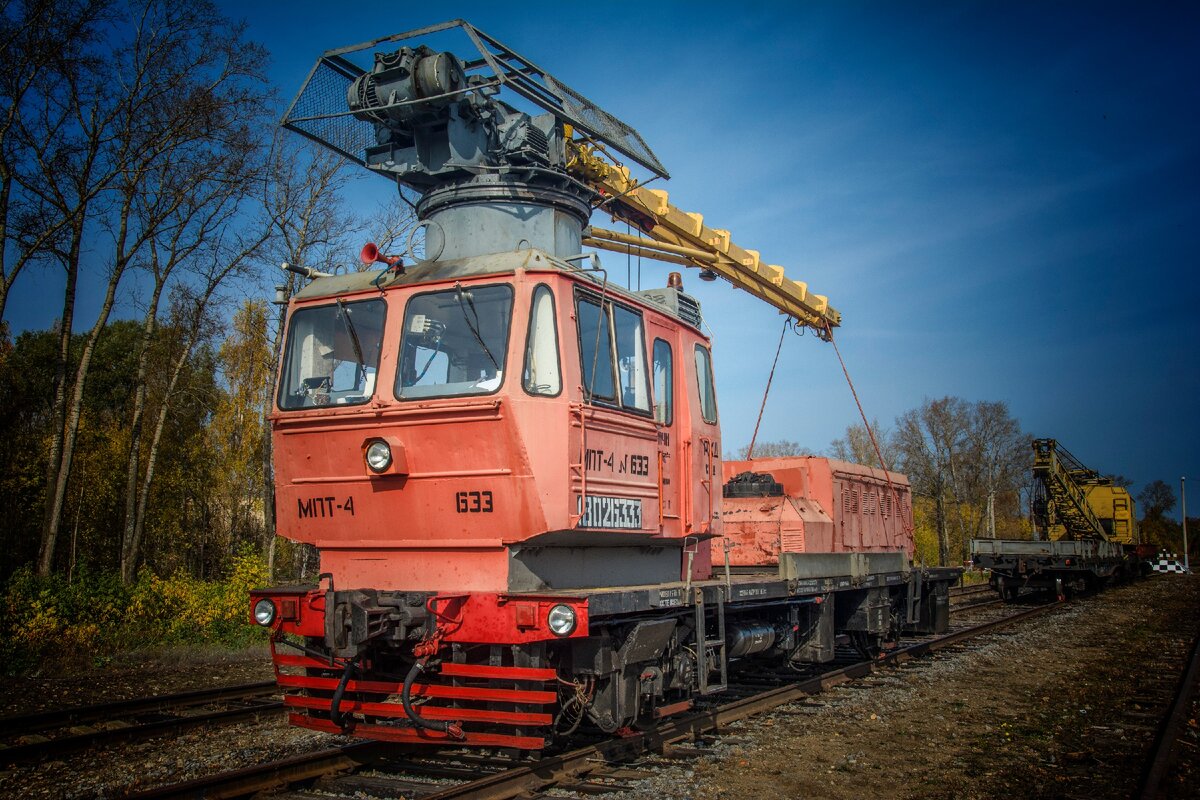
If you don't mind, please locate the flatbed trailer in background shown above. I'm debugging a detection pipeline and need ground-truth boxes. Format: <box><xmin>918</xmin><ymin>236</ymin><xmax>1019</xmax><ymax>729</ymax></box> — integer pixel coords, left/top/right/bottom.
<box><xmin>971</xmin><ymin>537</ymin><xmax>1142</xmax><ymax>599</ymax></box>
<box><xmin>972</xmin><ymin>439</ymin><xmax>1153</xmax><ymax>600</ymax></box>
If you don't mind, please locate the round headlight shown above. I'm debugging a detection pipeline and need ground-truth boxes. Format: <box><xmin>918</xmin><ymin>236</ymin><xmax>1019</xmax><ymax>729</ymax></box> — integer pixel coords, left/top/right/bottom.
<box><xmin>365</xmin><ymin>440</ymin><xmax>392</xmax><ymax>472</ymax></box>
<box><xmin>547</xmin><ymin>604</ymin><xmax>577</xmax><ymax>637</ymax></box>
<box><xmin>253</xmin><ymin>598</ymin><xmax>276</xmax><ymax>627</ymax></box>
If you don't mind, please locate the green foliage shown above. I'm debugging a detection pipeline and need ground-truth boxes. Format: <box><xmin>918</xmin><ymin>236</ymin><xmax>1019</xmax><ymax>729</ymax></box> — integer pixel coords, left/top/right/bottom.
<box><xmin>912</xmin><ymin>496</ymin><xmax>941</xmax><ymax>566</ymax></box>
<box><xmin>0</xmin><ymin>554</ymin><xmax>269</xmax><ymax>675</ymax></box>
<box><xmin>0</xmin><ymin>321</ymin><xmax>222</xmax><ymax>579</ymax></box>
<box><xmin>206</xmin><ymin>301</ymin><xmax>273</xmax><ymax>557</ymax></box>
<box><xmin>912</xmin><ymin>494</ymin><xmax>1031</xmax><ymax>568</ymax></box>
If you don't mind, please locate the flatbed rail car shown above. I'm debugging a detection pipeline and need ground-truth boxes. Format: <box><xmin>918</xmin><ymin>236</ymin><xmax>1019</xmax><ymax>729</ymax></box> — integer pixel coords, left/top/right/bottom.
<box><xmin>972</xmin><ymin>439</ymin><xmax>1151</xmax><ymax>600</ymax></box>
<box><xmin>258</xmin><ymin>552</ymin><xmax>957</xmax><ymax>748</ymax></box>
<box><xmin>249</xmin><ymin>20</ymin><xmax>961</xmax><ymax>751</ymax></box>
<box><xmin>971</xmin><ymin>538</ymin><xmax>1139</xmax><ymax>600</ymax></box>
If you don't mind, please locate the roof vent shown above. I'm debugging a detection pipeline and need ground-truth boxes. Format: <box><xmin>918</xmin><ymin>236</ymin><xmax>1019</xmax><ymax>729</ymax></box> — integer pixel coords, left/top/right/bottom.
<box><xmin>634</xmin><ymin>287</ymin><xmax>703</xmax><ymax>328</ymax></box>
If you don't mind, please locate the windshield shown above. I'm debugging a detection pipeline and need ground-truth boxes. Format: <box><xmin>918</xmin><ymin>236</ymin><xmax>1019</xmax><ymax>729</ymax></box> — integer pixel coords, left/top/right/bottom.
<box><xmin>396</xmin><ymin>283</ymin><xmax>514</xmax><ymax>399</ymax></box>
<box><xmin>277</xmin><ymin>298</ymin><xmax>386</xmax><ymax>410</ymax></box>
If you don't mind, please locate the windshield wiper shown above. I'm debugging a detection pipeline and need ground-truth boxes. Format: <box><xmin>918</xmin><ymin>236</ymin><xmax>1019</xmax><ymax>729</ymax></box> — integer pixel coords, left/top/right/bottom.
<box><xmin>335</xmin><ymin>299</ymin><xmax>367</xmax><ymax>385</ymax></box>
<box><xmin>456</xmin><ymin>285</ymin><xmax>500</xmax><ymax>372</ymax></box>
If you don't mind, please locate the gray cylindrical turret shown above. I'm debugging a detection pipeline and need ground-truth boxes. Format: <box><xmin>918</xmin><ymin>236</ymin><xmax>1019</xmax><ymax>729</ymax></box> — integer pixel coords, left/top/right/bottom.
<box><xmin>417</xmin><ymin>175</ymin><xmax>591</xmax><ymax>261</ymax></box>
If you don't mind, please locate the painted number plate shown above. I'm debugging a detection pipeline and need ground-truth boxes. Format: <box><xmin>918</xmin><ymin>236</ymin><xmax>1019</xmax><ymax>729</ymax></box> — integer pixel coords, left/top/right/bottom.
<box><xmin>577</xmin><ymin>495</ymin><xmax>643</xmax><ymax>530</ymax></box>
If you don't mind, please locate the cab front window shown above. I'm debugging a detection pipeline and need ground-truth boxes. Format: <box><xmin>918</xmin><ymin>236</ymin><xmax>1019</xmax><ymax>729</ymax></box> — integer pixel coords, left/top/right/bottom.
<box><xmin>278</xmin><ymin>298</ymin><xmax>386</xmax><ymax>410</ymax></box>
<box><xmin>396</xmin><ymin>283</ymin><xmax>514</xmax><ymax>399</ymax></box>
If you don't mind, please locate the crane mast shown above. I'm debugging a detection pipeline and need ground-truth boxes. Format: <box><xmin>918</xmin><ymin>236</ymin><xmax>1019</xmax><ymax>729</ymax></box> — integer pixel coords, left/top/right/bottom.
<box><xmin>1030</xmin><ymin>438</ymin><xmax>1139</xmax><ymax>544</ymax></box>
<box><xmin>281</xmin><ymin>19</ymin><xmax>839</xmax><ymax>336</ymax></box>
<box><xmin>1031</xmin><ymin>438</ymin><xmax>1111</xmax><ymax>541</ymax></box>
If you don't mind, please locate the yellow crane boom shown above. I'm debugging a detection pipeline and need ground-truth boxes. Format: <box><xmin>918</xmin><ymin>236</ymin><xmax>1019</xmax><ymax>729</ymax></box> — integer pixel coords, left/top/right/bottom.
<box><xmin>565</xmin><ymin>133</ymin><xmax>841</xmax><ymax>338</ymax></box>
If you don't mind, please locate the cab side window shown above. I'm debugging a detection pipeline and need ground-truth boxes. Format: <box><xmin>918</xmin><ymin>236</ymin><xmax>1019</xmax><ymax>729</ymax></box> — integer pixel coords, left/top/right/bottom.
<box><xmin>575</xmin><ymin>290</ymin><xmax>651</xmax><ymax>416</ymax></box>
<box><xmin>694</xmin><ymin>344</ymin><xmax>717</xmax><ymax>423</ymax></box>
<box><xmin>652</xmin><ymin>338</ymin><xmax>673</xmax><ymax>425</ymax></box>
<box><xmin>523</xmin><ymin>285</ymin><xmax>561</xmax><ymax>396</ymax></box>
<box><xmin>576</xmin><ymin>295</ymin><xmax>616</xmax><ymax>402</ymax></box>
<box><xmin>612</xmin><ymin>305</ymin><xmax>649</xmax><ymax>412</ymax></box>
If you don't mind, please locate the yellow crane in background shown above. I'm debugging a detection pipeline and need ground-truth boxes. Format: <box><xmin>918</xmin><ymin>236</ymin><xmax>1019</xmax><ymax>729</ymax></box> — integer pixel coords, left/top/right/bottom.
<box><xmin>1031</xmin><ymin>438</ymin><xmax>1139</xmax><ymax>544</ymax></box>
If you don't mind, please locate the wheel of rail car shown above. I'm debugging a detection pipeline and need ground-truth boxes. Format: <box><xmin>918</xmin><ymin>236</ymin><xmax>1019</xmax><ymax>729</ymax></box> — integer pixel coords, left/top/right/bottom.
<box><xmin>632</xmin><ymin>703</ymin><xmax>658</xmax><ymax>731</ymax></box>
<box><xmin>850</xmin><ymin>631</ymin><xmax>884</xmax><ymax>660</ymax></box>
<box><xmin>1001</xmin><ymin>585</ymin><xmax>1020</xmax><ymax>603</ymax></box>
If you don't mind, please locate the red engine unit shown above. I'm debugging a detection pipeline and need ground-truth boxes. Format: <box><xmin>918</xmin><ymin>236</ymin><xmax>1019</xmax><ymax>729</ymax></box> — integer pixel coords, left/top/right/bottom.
<box><xmin>719</xmin><ymin>457</ymin><xmax>915</xmax><ymax>567</ymax></box>
<box><xmin>249</xmin><ymin>20</ymin><xmax>961</xmax><ymax>752</ymax></box>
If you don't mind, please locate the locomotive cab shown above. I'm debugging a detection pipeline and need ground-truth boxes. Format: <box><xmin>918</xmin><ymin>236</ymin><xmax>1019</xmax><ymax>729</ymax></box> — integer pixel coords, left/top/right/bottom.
<box><xmin>271</xmin><ymin>250</ymin><xmax>719</xmax><ymax>597</ymax></box>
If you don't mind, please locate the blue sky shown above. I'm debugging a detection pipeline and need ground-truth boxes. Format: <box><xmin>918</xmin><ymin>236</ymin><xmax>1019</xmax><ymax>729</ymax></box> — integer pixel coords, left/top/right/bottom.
<box><xmin>9</xmin><ymin>2</ymin><xmax>1198</xmax><ymax>513</ymax></box>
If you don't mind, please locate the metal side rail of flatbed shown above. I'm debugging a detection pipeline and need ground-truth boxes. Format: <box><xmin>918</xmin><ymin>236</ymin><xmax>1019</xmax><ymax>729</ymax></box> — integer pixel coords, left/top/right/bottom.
<box><xmin>971</xmin><ymin>538</ymin><xmax>1142</xmax><ymax>600</ymax></box>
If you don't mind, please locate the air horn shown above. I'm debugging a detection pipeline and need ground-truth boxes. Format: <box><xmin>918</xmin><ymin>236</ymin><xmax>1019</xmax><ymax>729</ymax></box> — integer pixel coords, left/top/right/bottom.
<box><xmin>359</xmin><ymin>242</ymin><xmax>404</xmax><ymax>273</ymax></box>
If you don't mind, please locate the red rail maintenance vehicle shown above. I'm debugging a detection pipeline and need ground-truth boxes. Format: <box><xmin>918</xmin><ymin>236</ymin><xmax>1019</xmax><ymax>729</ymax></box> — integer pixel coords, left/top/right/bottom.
<box><xmin>249</xmin><ymin>20</ymin><xmax>959</xmax><ymax>750</ymax></box>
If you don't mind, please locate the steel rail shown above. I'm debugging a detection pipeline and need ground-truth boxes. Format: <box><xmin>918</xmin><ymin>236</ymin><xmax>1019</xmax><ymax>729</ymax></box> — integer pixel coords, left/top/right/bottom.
<box><xmin>1</xmin><ymin>684</ymin><xmax>282</xmax><ymax>765</ymax></box>
<box><xmin>948</xmin><ymin>584</ymin><xmax>994</xmax><ymax>598</ymax></box>
<box><xmin>948</xmin><ymin>584</ymin><xmax>1001</xmax><ymax>610</ymax></box>
<box><xmin>1</xmin><ymin>680</ymin><xmax>277</xmax><ymax>734</ymax></box>
<box><xmin>1137</xmin><ymin>627</ymin><xmax>1200</xmax><ymax>799</ymax></box>
<box><xmin>125</xmin><ymin>742</ymin><xmax>383</xmax><ymax>799</ymax></box>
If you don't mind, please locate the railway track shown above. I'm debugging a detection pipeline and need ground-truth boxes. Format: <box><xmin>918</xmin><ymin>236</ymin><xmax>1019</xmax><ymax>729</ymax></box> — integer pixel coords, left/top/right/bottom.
<box><xmin>1135</xmin><ymin>624</ymin><xmax>1200</xmax><ymax>799</ymax></box>
<box><xmin>947</xmin><ymin>582</ymin><xmax>999</xmax><ymax>608</ymax></box>
<box><xmin>124</xmin><ymin>598</ymin><xmax>1057</xmax><ymax>800</ymax></box>
<box><xmin>0</xmin><ymin>681</ymin><xmax>281</xmax><ymax>764</ymax></box>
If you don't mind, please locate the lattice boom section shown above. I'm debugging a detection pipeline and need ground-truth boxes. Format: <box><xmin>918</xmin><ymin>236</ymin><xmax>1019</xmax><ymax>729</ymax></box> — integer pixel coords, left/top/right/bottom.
<box><xmin>284</xmin><ymin>58</ymin><xmax>374</xmax><ymax>164</ymax></box>
<box><xmin>544</xmin><ymin>74</ymin><xmax>667</xmax><ymax>178</ymax></box>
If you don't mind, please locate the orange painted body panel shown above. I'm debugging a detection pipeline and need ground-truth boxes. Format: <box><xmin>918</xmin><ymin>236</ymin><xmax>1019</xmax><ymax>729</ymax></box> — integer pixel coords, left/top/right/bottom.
<box><xmin>720</xmin><ymin>457</ymin><xmax>914</xmax><ymax>565</ymax></box>
<box><xmin>271</xmin><ymin>259</ymin><xmax>718</xmax><ymax>593</ymax></box>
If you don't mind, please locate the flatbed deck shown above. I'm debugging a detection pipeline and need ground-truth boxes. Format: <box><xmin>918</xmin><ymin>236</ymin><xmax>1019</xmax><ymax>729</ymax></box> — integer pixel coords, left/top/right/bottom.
<box><xmin>575</xmin><ymin>554</ymin><xmax>961</xmax><ymax>618</ymax></box>
<box><xmin>971</xmin><ymin>537</ymin><xmax>1138</xmax><ymax>597</ymax></box>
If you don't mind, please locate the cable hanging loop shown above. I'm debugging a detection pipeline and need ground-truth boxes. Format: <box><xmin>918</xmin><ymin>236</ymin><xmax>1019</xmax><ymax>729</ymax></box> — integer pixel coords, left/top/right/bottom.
<box><xmin>746</xmin><ymin>318</ymin><xmax>791</xmax><ymax>461</ymax></box>
<box><xmin>823</xmin><ymin>321</ymin><xmax>914</xmax><ymax>540</ymax></box>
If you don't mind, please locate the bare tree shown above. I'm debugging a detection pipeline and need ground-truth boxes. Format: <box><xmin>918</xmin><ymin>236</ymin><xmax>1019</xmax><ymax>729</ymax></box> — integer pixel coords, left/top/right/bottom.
<box><xmin>120</xmin><ymin>216</ymin><xmax>273</xmax><ymax>581</ymax></box>
<box><xmin>14</xmin><ymin>0</ymin><xmax>136</xmax><ymax>576</ymax></box>
<box><xmin>962</xmin><ymin>401</ymin><xmax>1027</xmax><ymax>540</ymax></box>
<box><xmin>363</xmin><ymin>196</ymin><xmax>418</xmax><ymax>269</ymax></box>
<box><xmin>117</xmin><ymin>77</ymin><xmax>272</xmax><ymax>582</ymax></box>
<box><xmin>0</xmin><ymin>0</ymin><xmax>109</xmax><ymax>323</ymax></box>
<box><xmin>122</xmin><ymin>234</ymin><xmax>269</xmax><ymax>581</ymax></box>
<box><xmin>34</xmin><ymin>0</ymin><xmax>270</xmax><ymax>575</ymax></box>
<box><xmin>734</xmin><ymin>439</ymin><xmax>814</xmax><ymax>460</ymax></box>
<box><xmin>895</xmin><ymin>397</ymin><xmax>970</xmax><ymax>566</ymax></box>
<box><xmin>828</xmin><ymin>418</ymin><xmax>897</xmax><ymax>470</ymax></box>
